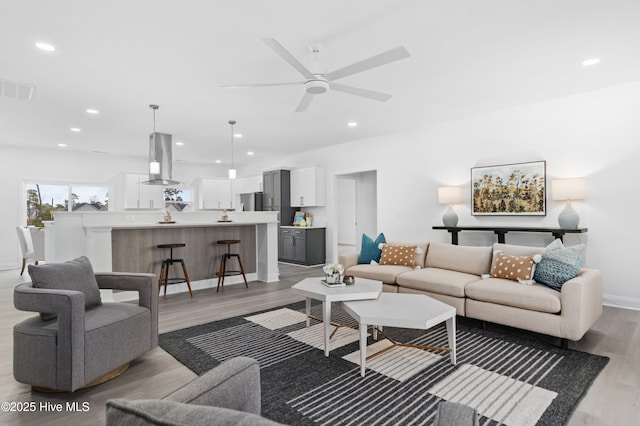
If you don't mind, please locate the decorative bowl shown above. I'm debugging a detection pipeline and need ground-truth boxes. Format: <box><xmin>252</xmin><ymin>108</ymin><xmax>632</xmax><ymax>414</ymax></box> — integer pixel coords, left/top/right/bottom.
<box><xmin>343</xmin><ymin>275</ymin><xmax>355</xmax><ymax>285</ymax></box>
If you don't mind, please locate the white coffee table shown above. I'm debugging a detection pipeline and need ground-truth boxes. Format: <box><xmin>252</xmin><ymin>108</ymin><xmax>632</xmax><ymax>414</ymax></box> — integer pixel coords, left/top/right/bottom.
<box><xmin>342</xmin><ymin>293</ymin><xmax>457</xmax><ymax>377</ymax></box>
<box><xmin>291</xmin><ymin>277</ymin><xmax>382</xmax><ymax>357</ymax></box>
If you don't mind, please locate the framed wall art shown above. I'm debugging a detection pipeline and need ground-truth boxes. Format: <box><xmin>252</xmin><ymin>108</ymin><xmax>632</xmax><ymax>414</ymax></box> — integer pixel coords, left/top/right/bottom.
<box><xmin>471</xmin><ymin>160</ymin><xmax>546</xmax><ymax>216</ymax></box>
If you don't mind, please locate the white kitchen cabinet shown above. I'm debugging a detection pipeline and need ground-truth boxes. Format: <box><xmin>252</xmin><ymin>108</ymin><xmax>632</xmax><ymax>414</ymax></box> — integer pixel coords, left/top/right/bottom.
<box><xmin>235</xmin><ymin>175</ymin><xmax>263</xmax><ymax>194</ymax></box>
<box><xmin>290</xmin><ymin>167</ymin><xmax>326</xmax><ymax>207</ymax></box>
<box><xmin>199</xmin><ymin>178</ymin><xmax>233</xmax><ymax>210</ymax></box>
<box><xmin>123</xmin><ymin>174</ymin><xmax>164</xmax><ymax>209</ymax></box>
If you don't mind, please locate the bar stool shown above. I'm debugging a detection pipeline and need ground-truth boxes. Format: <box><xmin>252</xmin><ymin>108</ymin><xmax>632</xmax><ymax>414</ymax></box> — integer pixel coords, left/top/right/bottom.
<box><xmin>216</xmin><ymin>239</ymin><xmax>248</xmax><ymax>292</ymax></box>
<box><xmin>157</xmin><ymin>243</ymin><xmax>193</xmax><ymax>297</ymax></box>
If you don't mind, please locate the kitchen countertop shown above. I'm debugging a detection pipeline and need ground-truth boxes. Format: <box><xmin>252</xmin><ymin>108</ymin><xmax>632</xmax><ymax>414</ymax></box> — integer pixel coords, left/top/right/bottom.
<box><xmin>280</xmin><ymin>225</ymin><xmax>326</xmax><ymax>229</ymax></box>
<box><xmin>106</xmin><ymin>221</ymin><xmax>265</xmax><ymax>230</ymax></box>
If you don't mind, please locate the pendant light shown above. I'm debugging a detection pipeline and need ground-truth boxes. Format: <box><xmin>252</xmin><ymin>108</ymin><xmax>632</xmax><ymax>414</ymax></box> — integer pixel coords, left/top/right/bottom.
<box><xmin>228</xmin><ymin>120</ymin><xmax>237</xmax><ymax>179</ymax></box>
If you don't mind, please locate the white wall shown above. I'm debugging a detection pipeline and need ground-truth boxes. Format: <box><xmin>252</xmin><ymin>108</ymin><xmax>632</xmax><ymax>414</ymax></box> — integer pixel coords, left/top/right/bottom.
<box><xmin>3</xmin><ymin>81</ymin><xmax>639</xmax><ymax>308</ymax></box>
<box><xmin>250</xmin><ymin>81</ymin><xmax>640</xmax><ymax>309</ymax></box>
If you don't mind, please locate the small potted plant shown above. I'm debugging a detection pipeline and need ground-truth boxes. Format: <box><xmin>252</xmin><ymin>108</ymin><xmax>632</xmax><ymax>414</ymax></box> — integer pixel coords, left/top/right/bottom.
<box><xmin>323</xmin><ymin>263</ymin><xmax>344</xmax><ymax>284</ymax></box>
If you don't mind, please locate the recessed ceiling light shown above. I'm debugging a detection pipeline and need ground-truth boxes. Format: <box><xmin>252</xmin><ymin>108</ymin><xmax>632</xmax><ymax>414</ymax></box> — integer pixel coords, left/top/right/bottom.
<box><xmin>86</xmin><ymin>108</ymin><xmax>99</xmax><ymax>114</ymax></box>
<box><xmin>347</xmin><ymin>121</ymin><xmax>358</xmax><ymax>127</ymax></box>
<box><xmin>582</xmin><ymin>58</ymin><xmax>600</xmax><ymax>66</ymax></box>
<box><xmin>234</xmin><ymin>133</ymin><xmax>243</xmax><ymax>138</ymax></box>
<box><xmin>215</xmin><ymin>160</ymin><xmax>222</xmax><ymax>164</ymax></box>
<box><xmin>57</xmin><ymin>143</ymin><xmax>67</xmax><ymax>148</ymax></box>
<box><xmin>35</xmin><ymin>42</ymin><xmax>55</xmax><ymax>52</ymax></box>
<box><xmin>70</xmin><ymin>127</ymin><xmax>81</xmax><ymax>132</ymax></box>
<box><xmin>247</xmin><ymin>151</ymin><xmax>254</xmax><ymax>156</ymax></box>
<box><xmin>175</xmin><ymin>141</ymin><xmax>184</xmax><ymax>146</ymax></box>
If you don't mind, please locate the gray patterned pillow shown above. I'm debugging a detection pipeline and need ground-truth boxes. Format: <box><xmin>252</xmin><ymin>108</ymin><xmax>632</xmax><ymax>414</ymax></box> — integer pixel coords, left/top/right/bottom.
<box><xmin>533</xmin><ymin>243</ymin><xmax>585</xmax><ymax>291</ymax></box>
<box><xmin>28</xmin><ymin>256</ymin><xmax>102</xmax><ymax>321</ymax></box>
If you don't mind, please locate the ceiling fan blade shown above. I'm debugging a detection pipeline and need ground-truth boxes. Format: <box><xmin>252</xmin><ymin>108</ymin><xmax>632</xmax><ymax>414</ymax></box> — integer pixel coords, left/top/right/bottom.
<box><xmin>330</xmin><ymin>83</ymin><xmax>392</xmax><ymax>102</ymax></box>
<box><xmin>295</xmin><ymin>92</ymin><xmax>314</xmax><ymax>112</ymax></box>
<box><xmin>324</xmin><ymin>46</ymin><xmax>410</xmax><ymax>81</ymax></box>
<box><xmin>260</xmin><ymin>37</ymin><xmax>316</xmax><ymax>80</ymax></box>
<box><xmin>220</xmin><ymin>82</ymin><xmax>301</xmax><ymax>88</ymax></box>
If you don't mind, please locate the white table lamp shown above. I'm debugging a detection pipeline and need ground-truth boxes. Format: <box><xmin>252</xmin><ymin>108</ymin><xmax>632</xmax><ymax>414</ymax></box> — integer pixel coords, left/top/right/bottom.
<box><xmin>551</xmin><ymin>178</ymin><xmax>586</xmax><ymax>229</ymax></box>
<box><xmin>438</xmin><ymin>186</ymin><xmax>462</xmax><ymax>227</ymax></box>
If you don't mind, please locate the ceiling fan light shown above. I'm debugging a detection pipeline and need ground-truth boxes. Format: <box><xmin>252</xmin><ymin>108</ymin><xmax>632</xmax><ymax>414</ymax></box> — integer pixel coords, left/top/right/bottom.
<box><xmin>305</xmin><ymin>79</ymin><xmax>329</xmax><ymax>94</ymax></box>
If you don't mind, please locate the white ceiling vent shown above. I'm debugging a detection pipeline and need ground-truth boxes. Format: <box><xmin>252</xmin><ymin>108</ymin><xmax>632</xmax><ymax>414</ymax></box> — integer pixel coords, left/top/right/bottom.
<box><xmin>1</xmin><ymin>79</ymin><xmax>36</xmax><ymax>101</ymax></box>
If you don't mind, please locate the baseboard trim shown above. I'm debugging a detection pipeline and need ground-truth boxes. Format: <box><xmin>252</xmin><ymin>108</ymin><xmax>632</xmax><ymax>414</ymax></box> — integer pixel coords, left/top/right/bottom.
<box><xmin>111</xmin><ymin>273</ymin><xmax>258</xmax><ymax>302</ymax></box>
<box><xmin>603</xmin><ymin>294</ymin><xmax>640</xmax><ymax>311</ymax></box>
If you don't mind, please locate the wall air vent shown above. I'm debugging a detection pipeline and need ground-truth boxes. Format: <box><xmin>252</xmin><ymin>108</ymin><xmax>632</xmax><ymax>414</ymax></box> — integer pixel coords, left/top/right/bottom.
<box><xmin>1</xmin><ymin>78</ymin><xmax>36</xmax><ymax>101</ymax></box>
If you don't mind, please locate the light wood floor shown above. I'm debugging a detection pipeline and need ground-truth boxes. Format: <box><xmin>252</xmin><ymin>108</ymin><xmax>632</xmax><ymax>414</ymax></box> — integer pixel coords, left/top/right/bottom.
<box><xmin>0</xmin><ymin>264</ymin><xmax>638</xmax><ymax>425</ymax></box>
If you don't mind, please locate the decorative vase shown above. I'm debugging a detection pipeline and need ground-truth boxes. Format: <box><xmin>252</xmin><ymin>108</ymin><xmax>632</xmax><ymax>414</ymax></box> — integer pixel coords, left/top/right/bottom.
<box><xmin>326</xmin><ymin>272</ymin><xmax>341</xmax><ymax>284</ymax></box>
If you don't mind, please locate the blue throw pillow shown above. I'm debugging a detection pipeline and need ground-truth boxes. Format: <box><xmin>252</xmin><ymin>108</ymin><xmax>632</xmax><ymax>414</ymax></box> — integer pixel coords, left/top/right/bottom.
<box><xmin>533</xmin><ymin>243</ymin><xmax>586</xmax><ymax>291</ymax></box>
<box><xmin>358</xmin><ymin>233</ymin><xmax>386</xmax><ymax>264</ymax></box>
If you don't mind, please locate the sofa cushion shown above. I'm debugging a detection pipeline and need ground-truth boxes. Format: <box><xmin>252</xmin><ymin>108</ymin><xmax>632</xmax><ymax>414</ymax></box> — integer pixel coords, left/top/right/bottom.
<box><xmin>426</xmin><ymin>242</ymin><xmax>492</xmax><ymax>276</ymax></box>
<box><xmin>379</xmin><ymin>244</ymin><xmax>417</xmax><ymax>267</ymax></box>
<box><xmin>396</xmin><ymin>267</ymin><xmax>480</xmax><ymax>297</ymax></box>
<box><xmin>28</xmin><ymin>256</ymin><xmax>102</xmax><ymax>321</ymax></box>
<box><xmin>465</xmin><ymin>278</ymin><xmax>561</xmax><ymax>313</ymax></box>
<box><xmin>388</xmin><ymin>241</ymin><xmax>429</xmax><ymax>267</ymax></box>
<box><xmin>106</xmin><ymin>399</ymin><xmax>283</xmax><ymax>426</ymax></box>
<box><xmin>358</xmin><ymin>233</ymin><xmax>386</xmax><ymax>264</ymax></box>
<box><xmin>490</xmin><ymin>253</ymin><xmax>538</xmax><ymax>282</ymax></box>
<box><xmin>490</xmin><ymin>243</ymin><xmax>545</xmax><ymax>271</ymax></box>
<box><xmin>534</xmin><ymin>243</ymin><xmax>586</xmax><ymax>290</ymax></box>
<box><xmin>345</xmin><ymin>264</ymin><xmax>413</xmax><ymax>284</ymax></box>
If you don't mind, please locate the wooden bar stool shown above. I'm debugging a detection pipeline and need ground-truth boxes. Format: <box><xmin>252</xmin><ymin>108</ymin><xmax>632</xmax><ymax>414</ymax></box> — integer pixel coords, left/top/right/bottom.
<box><xmin>157</xmin><ymin>243</ymin><xmax>193</xmax><ymax>297</ymax></box>
<box><xmin>216</xmin><ymin>239</ymin><xmax>248</xmax><ymax>292</ymax></box>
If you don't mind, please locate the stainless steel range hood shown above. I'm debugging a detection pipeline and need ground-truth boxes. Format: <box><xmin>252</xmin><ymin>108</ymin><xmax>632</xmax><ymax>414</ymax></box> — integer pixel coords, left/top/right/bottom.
<box><xmin>144</xmin><ymin>132</ymin><xmax>181</xmax><ymax>185</ymax></box>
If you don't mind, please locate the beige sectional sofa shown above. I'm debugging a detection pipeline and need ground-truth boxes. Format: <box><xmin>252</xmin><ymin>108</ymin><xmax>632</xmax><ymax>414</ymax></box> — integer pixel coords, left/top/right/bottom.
<box><xmin>338</xmin><ymin>241</ymin><xmax>602</xmax><ymax>347</ymax></box>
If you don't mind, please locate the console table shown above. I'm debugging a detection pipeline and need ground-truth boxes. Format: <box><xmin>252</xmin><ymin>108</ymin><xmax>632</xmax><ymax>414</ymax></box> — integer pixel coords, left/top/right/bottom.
<box><xmin>432</xmin><ymin>226</ymin><xmax>588</xmax><ymax>245</ymax></box>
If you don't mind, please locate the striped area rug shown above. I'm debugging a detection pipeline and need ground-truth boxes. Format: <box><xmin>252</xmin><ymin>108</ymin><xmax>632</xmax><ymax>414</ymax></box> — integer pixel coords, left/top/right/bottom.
<box><xmin>159</xmin><ymin>301</ymin><xmax>608</xmax><ymax>426</ymax></box>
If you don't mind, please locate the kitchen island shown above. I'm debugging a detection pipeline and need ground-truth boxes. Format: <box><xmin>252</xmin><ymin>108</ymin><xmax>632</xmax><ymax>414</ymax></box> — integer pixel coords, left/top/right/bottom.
<box><xmin>46</xmin><ymin>211</ymin><xmax>280</xmax><ymax>296</ymax></box>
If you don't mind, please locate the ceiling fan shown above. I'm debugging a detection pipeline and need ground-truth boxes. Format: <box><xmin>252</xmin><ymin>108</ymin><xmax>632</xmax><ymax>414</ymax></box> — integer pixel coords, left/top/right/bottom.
<box><xmin>221</xmin><ymin>38</ymin><xmax>411</xmax><ymax>112</ymax></box>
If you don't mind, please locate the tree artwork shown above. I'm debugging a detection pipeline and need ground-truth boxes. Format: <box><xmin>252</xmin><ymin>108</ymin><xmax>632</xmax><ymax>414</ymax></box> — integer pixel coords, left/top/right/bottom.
<box><xmin>471</xmin><ymin>161</ymin><xmax>546</xmax><ymax>215</ymax></box>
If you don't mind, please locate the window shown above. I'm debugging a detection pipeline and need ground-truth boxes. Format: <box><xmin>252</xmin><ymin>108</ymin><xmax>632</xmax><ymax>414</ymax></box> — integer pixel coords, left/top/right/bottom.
<box><xmin>164</xmin><ymin>187</ymin><xmax>192</xmax><ymax>212</ymax></box>
<box><xmin>25</xmin><ymin>183</ymin><xmax>109</xmax><ymax>226</ymax></box>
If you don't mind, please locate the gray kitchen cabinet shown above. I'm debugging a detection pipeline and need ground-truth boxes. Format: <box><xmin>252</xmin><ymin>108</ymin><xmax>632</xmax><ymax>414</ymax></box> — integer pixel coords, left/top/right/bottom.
<box><xmin>279</xmin><ymin>227</ymin><xmax>325</xmax><ymax>265</ymax></box>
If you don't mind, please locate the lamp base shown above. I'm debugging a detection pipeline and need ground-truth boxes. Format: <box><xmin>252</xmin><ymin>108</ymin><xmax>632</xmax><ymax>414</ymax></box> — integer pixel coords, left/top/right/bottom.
<box><xmin>442</xmin><ymin>205</ymin><xmax>459</xmax><ymax>227</ymax></box>
<box><xmin>558</xmin><ymin>201</ymin><xmax>580</xmax><ymax>229</ymax></box>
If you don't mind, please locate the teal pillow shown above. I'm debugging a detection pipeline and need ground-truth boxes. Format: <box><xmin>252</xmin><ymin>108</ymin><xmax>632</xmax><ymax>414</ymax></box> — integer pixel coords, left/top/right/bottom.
<box><xmin>358</xmin><ymin>233</ymin><xmax>386</xmax><ymax>264</ymax></box>
<box><xmin>533</xmin><ymin>244</ymin><xmax>586</xmax><ymax>291</ymax></box>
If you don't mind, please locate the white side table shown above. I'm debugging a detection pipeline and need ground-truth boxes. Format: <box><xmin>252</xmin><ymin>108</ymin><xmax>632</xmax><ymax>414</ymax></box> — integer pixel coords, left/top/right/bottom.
<box><xmin>343</xmin><ymin>293</ymin><xmax>457</xmax><ymax>377</ymax></box>
<box><xmin>291</xmin><ymin>277</ymin><xmax>382</xmax><ymax>356</ymax></box>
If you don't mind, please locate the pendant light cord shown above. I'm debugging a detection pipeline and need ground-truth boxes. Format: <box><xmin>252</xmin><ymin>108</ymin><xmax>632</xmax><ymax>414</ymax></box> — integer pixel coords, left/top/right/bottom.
<box><xmin>229</xmin><ymin>120</ymin><xmax>236</xmax><ymax>170</ymax></box>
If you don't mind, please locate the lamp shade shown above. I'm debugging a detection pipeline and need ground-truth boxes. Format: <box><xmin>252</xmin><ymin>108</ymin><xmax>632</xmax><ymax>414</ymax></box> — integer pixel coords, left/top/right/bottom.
<box><xmin>438</xmin><ymin>186</ymin><xmax>462</xmax><ymax>204</ymax></box>
<box><xmin>551</xmin><ymin>178</ymin><xmax>586</xmax><ymax>201</ymax></box>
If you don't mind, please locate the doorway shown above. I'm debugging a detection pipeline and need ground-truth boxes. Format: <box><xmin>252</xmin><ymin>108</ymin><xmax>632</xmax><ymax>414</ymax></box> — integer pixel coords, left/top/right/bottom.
<box><xmin>336</xmin><ymin>171</ymin><xmax>377</xmax><ymax>256</ymax></box>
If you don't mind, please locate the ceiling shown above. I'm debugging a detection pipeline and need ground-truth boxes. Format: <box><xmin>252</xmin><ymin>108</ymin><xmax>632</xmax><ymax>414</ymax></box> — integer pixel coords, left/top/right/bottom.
<box><xmin>1</xmin><ymin>0</ymin><xmax>639</xmax><ymax>170</ymax></box>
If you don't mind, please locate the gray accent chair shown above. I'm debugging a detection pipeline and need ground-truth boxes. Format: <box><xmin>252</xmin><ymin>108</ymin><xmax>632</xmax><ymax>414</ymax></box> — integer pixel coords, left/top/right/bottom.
<box><xmin>106</xmin><ymin>357</ymin><xmax>284</xmax><ymax>425</ymax></box>
<box><xmin>13</xmin><ymin>272</ymin><xmax>158</xmax><ymax>392</ymax></box>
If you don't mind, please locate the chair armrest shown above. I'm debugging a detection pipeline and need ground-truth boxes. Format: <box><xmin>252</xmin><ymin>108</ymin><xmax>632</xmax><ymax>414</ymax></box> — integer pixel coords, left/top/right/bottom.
<box><xmin>164</xmin><ymin>357</ymin><xmax>261</xmax><ymax>415</ymax></box>
<box><xmin>95</xmin><ymin>272</ymin><xmax>157</xmax><ymax>309</ymax></box>
<box><xmin>95</xmin><ymin>272</ymin><xmax>158</xmax><ymax>347</ymax></box>
<box><xmin>14</xmin><ymin>282</ymin><xmax>85</xmax><ymax>317</ymax></box>
<box><xmin>560</xmin><ymin>268</ymin><xmax>603</xmax><ymax>341</ymax></box>
<box><xmin>14</xmin><ymin>282</ymin><xmax>86</xmax><ymax>390</ymax></box>
<box><xmin>338</xmin><ymin>252</ymin><xmax>359</xmax><ymax>270</ymax></box>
